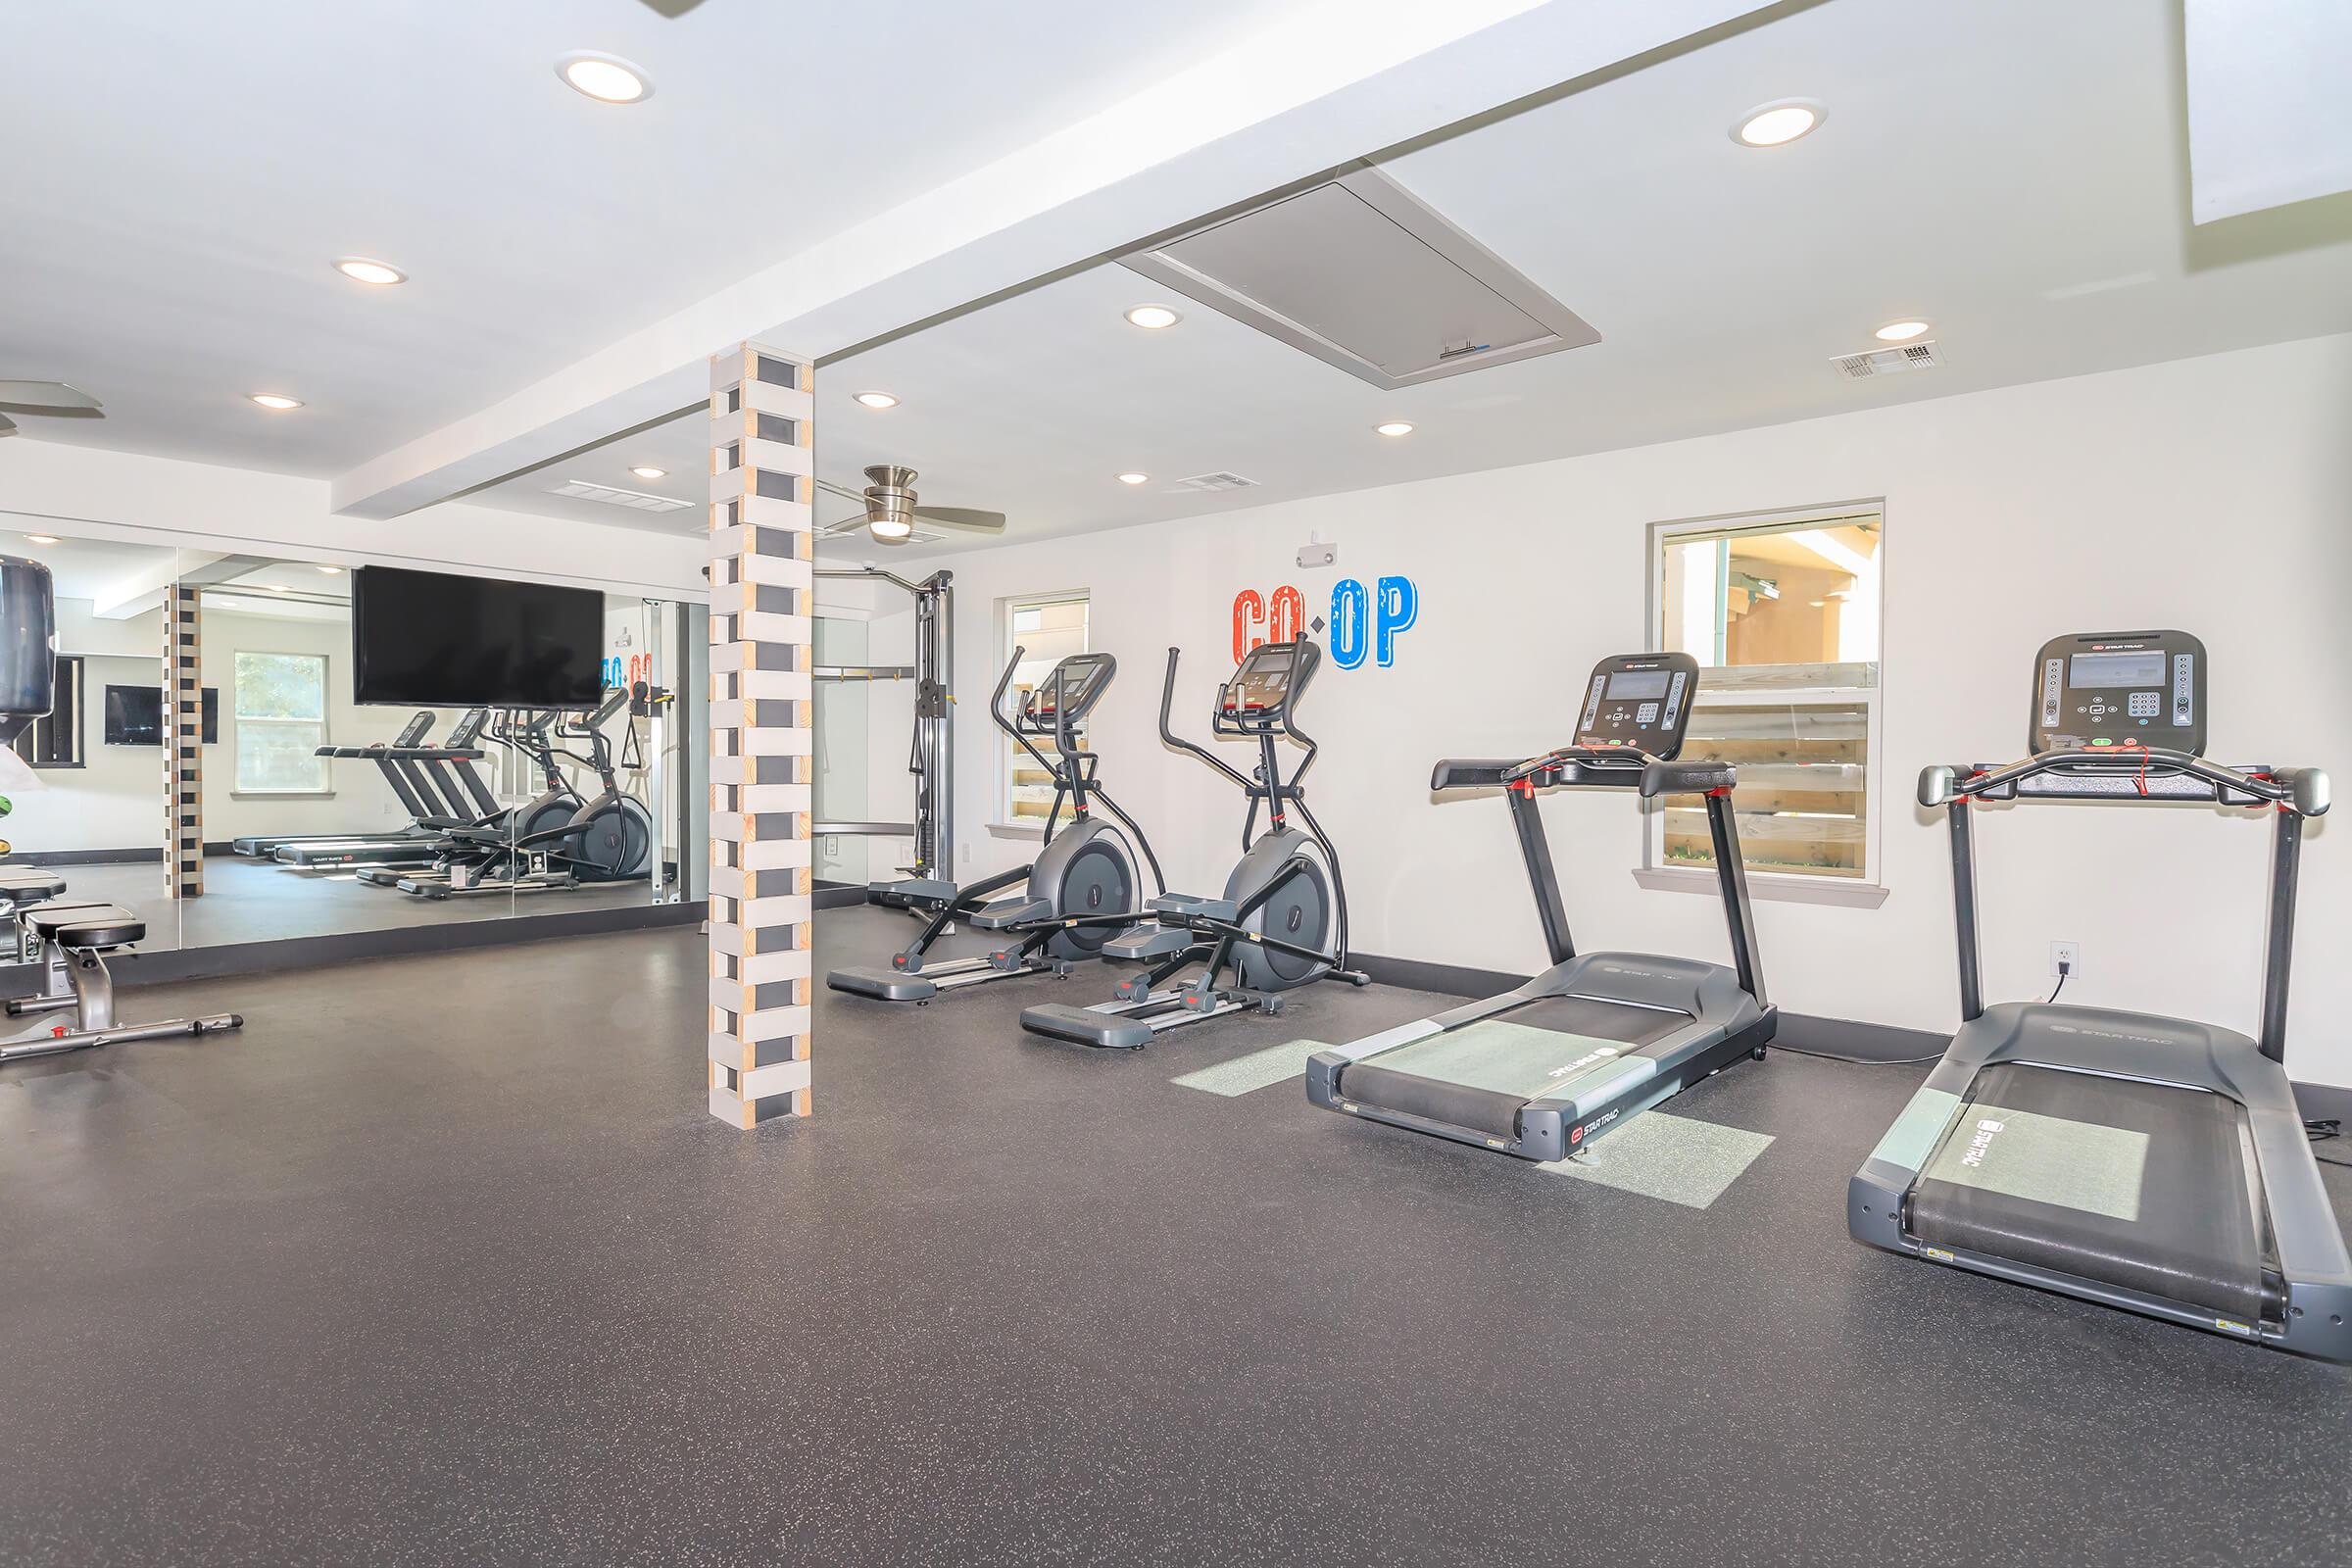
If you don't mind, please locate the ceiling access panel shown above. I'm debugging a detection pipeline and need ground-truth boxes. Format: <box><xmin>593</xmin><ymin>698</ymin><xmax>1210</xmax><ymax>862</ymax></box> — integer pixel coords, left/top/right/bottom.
<box><xmin>1118</xmin><ymin>163</ymin><xmax>1600</xmax><ymax>390</ymax></box>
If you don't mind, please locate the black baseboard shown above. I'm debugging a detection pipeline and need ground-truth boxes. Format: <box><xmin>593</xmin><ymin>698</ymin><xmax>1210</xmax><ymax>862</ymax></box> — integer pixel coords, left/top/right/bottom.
<box><xmin>1352</xmin><ymin>951</ymin><xmax>1521</xmax><ymax>1000</ymax></box>
<box><xmin>814</xmin><ymin>883</ymin><xmax>871</xmax><ymax>910</ymax></box>
<box><xmin>1772</xmin><ymin>1011</ymin><xmax>1952</xmax><ymax>1063</ymax></box>
<box><xmin>2297</xmin><ymin>1081</ymin><xmax>2352</xmax><ymax>1123</ymax></box>
<box><xmin>5</xmin><ymin>847</ymin><xmax>165</xmax><ymax>866</ymax></box>
<box><xmin>0</xmin><ymin>901</ymin><xmax>708</xmax><ymax>997</ymax></box>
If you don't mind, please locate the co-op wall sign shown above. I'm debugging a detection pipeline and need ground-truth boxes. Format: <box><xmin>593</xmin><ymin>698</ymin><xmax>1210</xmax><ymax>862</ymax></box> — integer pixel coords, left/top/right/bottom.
<box><xmin>1231</xmin><ymin>577</ymin><xmax>1420</xmax><ymax>669</ymax></box>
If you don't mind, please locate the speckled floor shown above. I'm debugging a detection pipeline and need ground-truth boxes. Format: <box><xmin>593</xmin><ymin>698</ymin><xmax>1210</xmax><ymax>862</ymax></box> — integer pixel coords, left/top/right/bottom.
<box><xmin>1</xmin><ymin>906</ymin><xmax>2346</xmax><ymax>1567</ymax></box>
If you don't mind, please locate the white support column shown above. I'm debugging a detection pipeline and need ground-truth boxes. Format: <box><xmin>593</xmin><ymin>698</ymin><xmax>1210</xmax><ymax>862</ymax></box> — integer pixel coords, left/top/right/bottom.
<box><xmin>163</xmin><ymin>583</ymin><xmax>203</xmax><ymax>898</ymax></box>
<box><xmin>705</xmin><ymin>344</ymin><xmax>816</xmax><ymax>1127</ymax></box>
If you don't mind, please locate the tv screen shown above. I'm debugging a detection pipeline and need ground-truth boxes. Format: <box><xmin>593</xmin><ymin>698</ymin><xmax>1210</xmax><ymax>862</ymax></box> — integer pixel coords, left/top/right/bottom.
<box><xmin>105</xmin><ymin>685</ymin><xmax>219</xmax><ymax>746</ymax></box>
<box><xmin>351</xmin><ymin>566</ymin><xmax>605</xmax><ymax>710</ymax></box>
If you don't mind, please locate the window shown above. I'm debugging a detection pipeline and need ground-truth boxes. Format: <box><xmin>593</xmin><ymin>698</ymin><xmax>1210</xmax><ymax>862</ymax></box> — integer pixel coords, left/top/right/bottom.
<box><xmin>1647</xmin><ymin>508</ymin><xmax>1883</xmax><ymax>896</ymax></box>
<box><xmin>9</xmin><ymin>655</ymin><xmax>82</xmax><ymax>768</ymax></box>
<box><xmin>233</xmin><ymin>652</ymin><xmax>330</xmax><ymax>793</ymax></box>
<box><xmin>1000</xmin><ymin>594</ymin><xmax>1090</xmax><ymax>827</ymax></box>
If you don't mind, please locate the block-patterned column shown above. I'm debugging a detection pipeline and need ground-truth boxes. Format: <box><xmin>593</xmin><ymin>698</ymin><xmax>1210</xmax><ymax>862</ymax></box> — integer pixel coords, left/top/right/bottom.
<box><xmin>706</xmin><ymin>343</ymin><xmax>816</xmax><ymax>1126</ymax></box>
<box><xmin>163</xmin><ymin>583</ymin><xmax>204</xmax><ymax>897</ymax></box>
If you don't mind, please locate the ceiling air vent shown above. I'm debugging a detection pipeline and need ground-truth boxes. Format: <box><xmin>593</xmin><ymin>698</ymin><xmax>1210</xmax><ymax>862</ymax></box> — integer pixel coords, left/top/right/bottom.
<box><xmin>1832</xmin><ymin>341</ymin><xmax>1944</xmax><ymax>380</ymax></box>
<box><xmin>1174</xmin><ymin>471</ymin><xmax>1260</xmax><ymax>493</ymax></box>
<box><xmin>1120</xmin><ymin>163</ymin><xmax>1599</xmax><ymax>390</ymax></box>
<box><xmin>548</xmin><ymin>479</ymin><xmax>695</xmax><ymax>513</ymax></box>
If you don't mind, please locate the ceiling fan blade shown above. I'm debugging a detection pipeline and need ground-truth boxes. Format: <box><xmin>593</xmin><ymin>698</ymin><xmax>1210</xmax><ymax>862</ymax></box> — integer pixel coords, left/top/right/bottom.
<box><xmin>636</xmin><ymin>0</ymin><xmax>709</xmax><ymax>15</ymax></box>
<box><xmin>913</xmin><ymin>506</ymin><xmax>1006</xmax><ymax>534</ymax></box>
<box><xmin>0</xmin><ymin>380</ymin><xmax>101</xmax><ymax>411</ymax></box>
<box><xmin>0</xmin><ymin>414</ymin><xmax>16</xmax><ymax>437</ymax></box>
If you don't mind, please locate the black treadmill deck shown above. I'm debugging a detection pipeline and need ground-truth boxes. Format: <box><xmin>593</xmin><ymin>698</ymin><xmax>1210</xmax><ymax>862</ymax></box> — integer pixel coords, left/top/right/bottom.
<box><xmin>1908</xmin><ymin>1062</ymin><xmax>2273</xmax><ymax>1326</ymax></box>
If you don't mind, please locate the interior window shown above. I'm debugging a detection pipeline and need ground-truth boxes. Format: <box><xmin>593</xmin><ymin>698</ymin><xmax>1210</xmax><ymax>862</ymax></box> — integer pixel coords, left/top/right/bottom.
<box><xmin>233</xmin><ymin>651</ymin><xmax>330</xmax><ymax>793</ymax></box>
<box><xmin>1652</xmin><ymin>512</ymin><xmax>1883</xmax><ymax>884</ymax></box>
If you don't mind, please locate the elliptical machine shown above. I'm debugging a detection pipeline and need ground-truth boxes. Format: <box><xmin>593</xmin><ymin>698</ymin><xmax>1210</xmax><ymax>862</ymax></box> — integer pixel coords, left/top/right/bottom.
<box><xmin>1021</xmin><ymin>639</ymin><xmax>1366</xmax><ymax>1049</ymax></box>
<box><xmin>397</xmin><ymin>690</ymin><xmax>652</xmax><ymax>899</ymax></box>
<box><xmin>828</xmin><ymin>647</ymin><xmax>1162</xmax><ymax>1004</ymax></box>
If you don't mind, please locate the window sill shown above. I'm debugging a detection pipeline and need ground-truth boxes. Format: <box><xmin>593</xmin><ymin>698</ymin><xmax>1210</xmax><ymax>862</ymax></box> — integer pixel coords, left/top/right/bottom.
<box><xmin>231</xmin><ymin>791</ymin><xmax>338</xmax><ymax>801</ymax></box>
<box><xmin>1633</xmin><ymin>865</ymin><xmax>1888</xmax><ymax>908</ymax></box>
<box><xmin>987</xmin><ymin>821</ymin><xmax>1048</xmax><ymax>843</ymax></box>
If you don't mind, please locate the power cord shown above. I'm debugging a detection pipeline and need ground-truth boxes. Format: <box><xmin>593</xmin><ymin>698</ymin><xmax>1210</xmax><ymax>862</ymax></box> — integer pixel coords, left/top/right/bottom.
<box><xmin>2308</xmin><ymin>1117</ymin><xmax>2351</xmax><ymax>1170</ymax></box>
<box><xmin>1774</xmin><ymin>959</ymin><xmax>2075</xmax><ymax>1069</ymax></box>
<box><xmin>1769</xmin><ymin>1042</ymin><xmax>1946</xmax><ymax>1066</ymax></box>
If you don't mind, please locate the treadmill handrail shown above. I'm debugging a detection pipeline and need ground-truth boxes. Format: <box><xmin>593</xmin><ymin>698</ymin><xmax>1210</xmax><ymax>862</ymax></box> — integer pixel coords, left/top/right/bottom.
<box><xmin>1434</xmin><ymin>747</ymin><xmax>1738</xmax><ymax>800</ymax></box>
<box><xmin>1431</xmin><ymin>750</ymin><xmax>1765</xmax><ymax>1005</ymax></box>
<box><xmin>1924</xmin><ymin>750</ymin><xmax>2325</xmax><ymax>815</ymax></box>
<box><xmin>1931</xmin><ymin>748</ymin><xmax>2322</xmax><ymax>1059</ymax></box>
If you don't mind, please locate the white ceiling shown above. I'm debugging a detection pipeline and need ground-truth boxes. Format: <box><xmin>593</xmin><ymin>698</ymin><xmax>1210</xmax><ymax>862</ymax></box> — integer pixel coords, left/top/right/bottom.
<box><xmin>477</xmin><ymin>0</ymin><xmax>2352</xmax><ymax>551</ymax></box>
<box><xmin>8</xmin><ymin>535</ymin><xmax>178</xmax><ymax>603</ymax></box>
<box><xmin>0</xmin><ymin>0</ymin><xmax>1324</xmax><ymax>475</ymax></box>
<box><xmin>9</xmin><ymin>534</ymin><xmax>350</xmax><ymax>617</ymax></box>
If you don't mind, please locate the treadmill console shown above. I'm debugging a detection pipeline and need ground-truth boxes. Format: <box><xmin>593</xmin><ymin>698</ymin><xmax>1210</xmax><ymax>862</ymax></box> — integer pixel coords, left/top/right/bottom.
<box><xmin>2030</xmin><ymin>629</ymin><xmax>2205</xmax><ymax>757</ymax></box>
<box><xmin>1218</xmin><ymin>639</ymin><xmax>1320</xmax><ymax>732</ymax></box>
<box><xmin>1572</xmin><ymin>652</ymin><xmax>1699</xmax><ymax>758</ymax></box>
<box><xmin>1018</xmin><ymin>652</ymin><xmax>1115</xmax><ymax>732</ymax></box>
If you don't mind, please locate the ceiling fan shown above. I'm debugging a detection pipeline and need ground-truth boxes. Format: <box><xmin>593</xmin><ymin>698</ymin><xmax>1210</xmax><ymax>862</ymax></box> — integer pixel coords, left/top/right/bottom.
<box><xmin>813</xmin><ymin>466</ymin><xmax>1007</xmax><ymax>546</ymax></box>
<box><xmin>631</xmin><ymin>0</ymin><xmax>708</xmax><ymax>15</ymax></box>
<box><xmin>0</xmin><ymin>380</ymin><xmax>102</xmax><ymax>438</ymax></box>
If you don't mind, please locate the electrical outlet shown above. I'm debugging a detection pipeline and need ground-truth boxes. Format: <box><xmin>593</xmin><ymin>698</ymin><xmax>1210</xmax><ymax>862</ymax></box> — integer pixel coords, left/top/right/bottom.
<box><xmin>961</xmin><ymin>843</ymin><xmax>972</xmax><ymax>863</ymax></box>
<box><xmin>2050</xmin><ymin>941</ymin><xmax>2081</xmax><ymax>979</ymax></box>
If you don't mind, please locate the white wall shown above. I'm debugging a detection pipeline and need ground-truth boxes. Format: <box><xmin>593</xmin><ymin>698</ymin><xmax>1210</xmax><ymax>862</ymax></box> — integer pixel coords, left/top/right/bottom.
<box><xmin>859</xmin><ymin>334</ymin><xmax>2352</xmax><ymax>1088</ymax></box>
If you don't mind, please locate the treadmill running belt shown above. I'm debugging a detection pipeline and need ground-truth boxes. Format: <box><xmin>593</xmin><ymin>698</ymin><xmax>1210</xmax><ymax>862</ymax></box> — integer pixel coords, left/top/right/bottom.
<box><xmin>1338</xmin><ymin>997</ymin><xmax>1693</xmax><ymax>1141</ymax></box>
<box><xmin>1908</xmin><ymin>1062</ymin><xmax>2269</xmax><ymax>1324</ymax></box>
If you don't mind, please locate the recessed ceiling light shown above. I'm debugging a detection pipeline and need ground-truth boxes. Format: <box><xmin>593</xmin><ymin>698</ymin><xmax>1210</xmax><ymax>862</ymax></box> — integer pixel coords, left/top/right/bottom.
<box><xmin>317</xmin><ymin>565</ymin><xmax>344</xmax><ymax>574</ymax></box>
<box><xmin>24</xmin><ymin>534</ymin><xmax>60</xmax><ymax>545</ymax></box>
<box><xmin>267</xmin><ymin>584</ymin><xmax>289</xmax><ymax>593</ymax></box>
<box><xmin>333</xmin><ymin>257</ymin><xmax>406</xmax><ymax>286</ymax></box>
<box><xmin>1374</xmin><ymin>421</ymin><xmax>1415</xmax><ymax>437</ymax></box>
<box><xmin>628</xmin><ymin>465</ymin><xmax>666</xmax><ymax>479</ymax></box>
<box><xmin>1733</xmin><ymin>99</ymin><xmax>1826</xmax><ymax>148</ymax></box>
<box><xmin>1116</xmin><ymin>472</ymin><xmax>1151</xmax><ymax>486</ymax></box>
<box><xmin>1874</xmin><ymin>319</ymin><xmax>1932</xmax><ymax>342</ymax></box>
<box><xmin>1125</xmin><ymin>305</ymin><xmax>1182</xmax><ymax>330</ymax></box>
<box><xmin>557</xmin><ymin>52</ymin><xmax>653</xmax><ymax>104</ymax></box>
<box><xmin>853</xmin><ymin>391</ymin><xmax>900</xmax><ymax>410</ymax></box>
<box><xmin>248</xmin><ymin>393</ymin><xmax>304</xmax><ymax>410</ymax></box>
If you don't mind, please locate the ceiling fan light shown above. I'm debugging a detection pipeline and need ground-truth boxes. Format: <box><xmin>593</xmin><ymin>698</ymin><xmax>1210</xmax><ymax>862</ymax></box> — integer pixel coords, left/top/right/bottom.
<box><xmin>868</xmin><ymin>517</ymin><xmax>913</xmax><ymax>541</ymax></box>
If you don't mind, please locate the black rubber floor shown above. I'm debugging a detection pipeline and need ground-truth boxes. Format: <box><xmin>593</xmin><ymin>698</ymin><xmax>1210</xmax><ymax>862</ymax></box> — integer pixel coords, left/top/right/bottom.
<box><xmin>2</xmin><ymin>906</ymin><xmax>2346</xmax><ymax>1566</ymax></box>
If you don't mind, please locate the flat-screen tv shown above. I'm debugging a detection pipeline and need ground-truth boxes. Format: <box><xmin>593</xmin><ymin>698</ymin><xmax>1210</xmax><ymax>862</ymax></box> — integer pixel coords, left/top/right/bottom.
<box><xmin>106</xmin><ymin>685</ymin><xmax>220</xmax><ymax>746</ymax></box>
<box><xmin>351</xmin><ymin>566</ymin><xmax>604</xmax><ymax>710</ymax></box>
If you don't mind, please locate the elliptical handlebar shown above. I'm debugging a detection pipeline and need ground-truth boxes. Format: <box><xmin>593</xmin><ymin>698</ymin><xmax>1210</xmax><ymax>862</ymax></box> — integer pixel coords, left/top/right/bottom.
<box><xmin>1158</xmin><ymin>647</ymin><xmax>1254</xmax><ymax>796</ymax></box>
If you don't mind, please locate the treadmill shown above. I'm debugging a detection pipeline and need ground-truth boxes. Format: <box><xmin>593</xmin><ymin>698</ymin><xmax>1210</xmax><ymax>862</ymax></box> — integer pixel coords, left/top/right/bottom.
<box><xmin>1849</xmin><ymin>629</ymin><xmax>2351</xmax><ymax>1360</ymax></box>
<box><xmin>1307</xmin><ymin>652</ymin><xmax>1775</xmax><ymax>1161</ymax></box>
<box><xmin>271</xmin><ymin>710</ymin><xmax>493</xmax><ymax>870</ymax></box>
<box><xmin>230</xmin><ymin>710</ymin><xmax>436</xmax><ymax>858</ymax></box>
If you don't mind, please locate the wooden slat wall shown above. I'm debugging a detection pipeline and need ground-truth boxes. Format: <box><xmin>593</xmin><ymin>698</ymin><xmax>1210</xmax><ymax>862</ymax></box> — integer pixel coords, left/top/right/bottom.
<box><xmin>706</xmin><ymin>344</ymin><xmax>817</xmax><ymax>1127</ymax></box>
<box><xmin>163</xmin><ymin>584</ymin><xmax>204</xmax><ymax>898</ymax></box>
